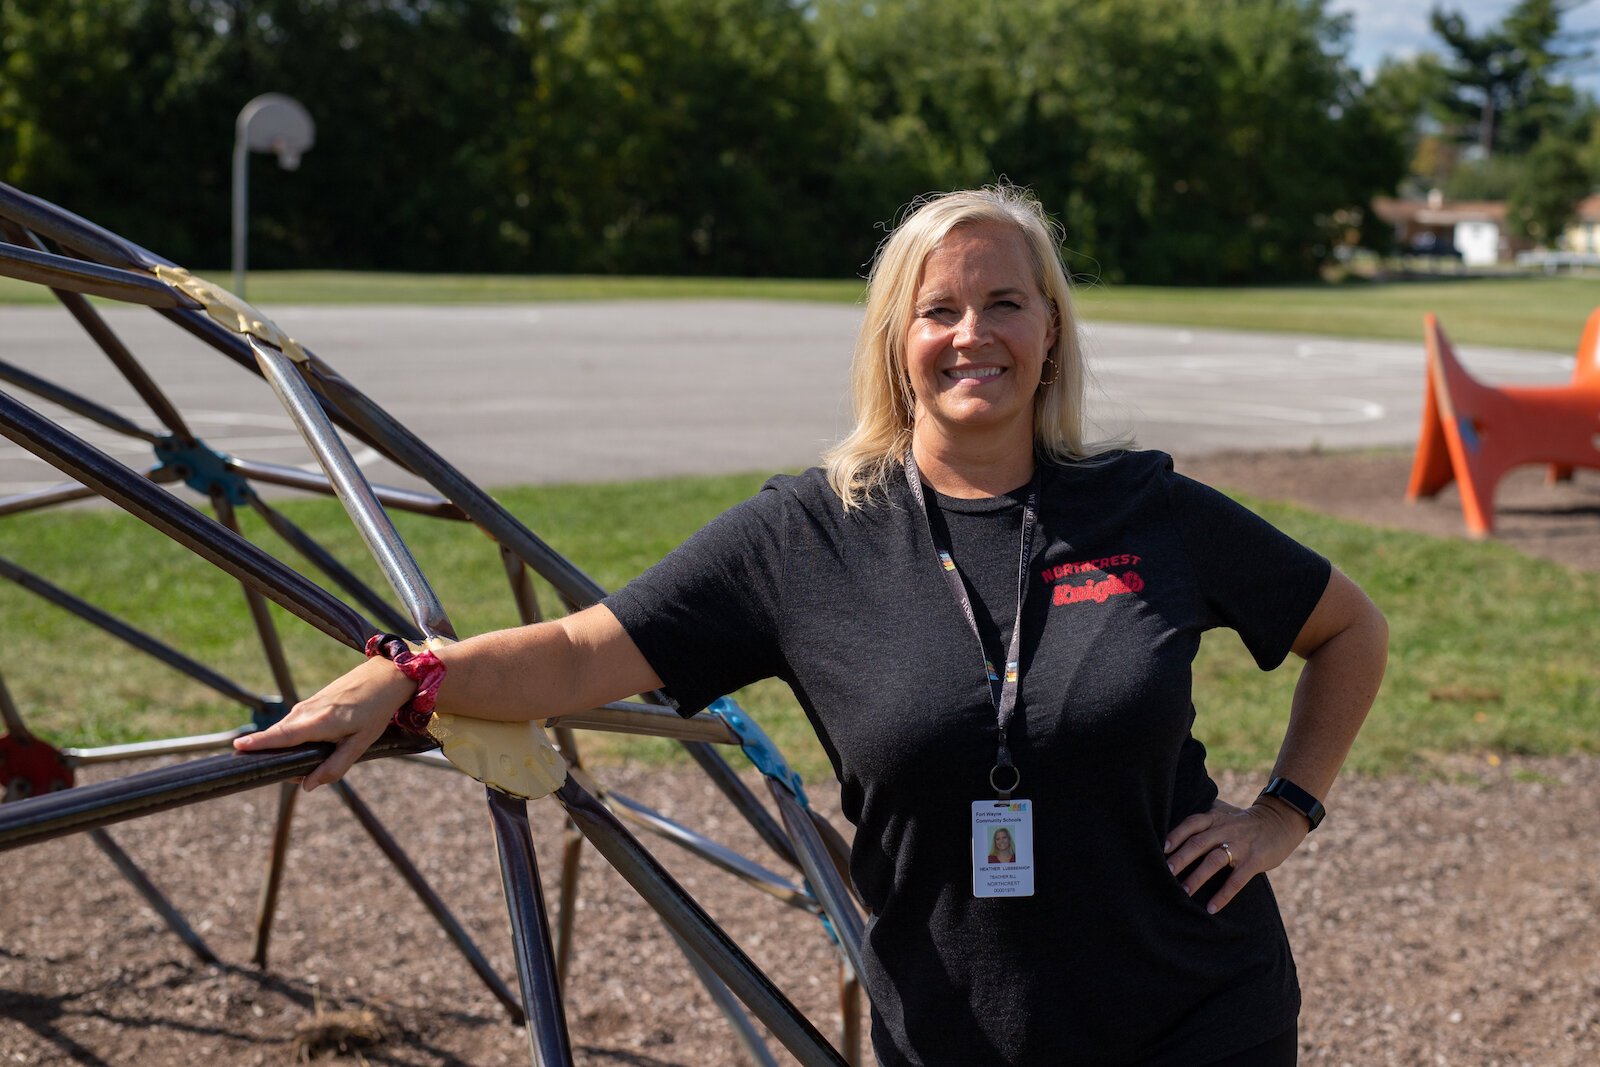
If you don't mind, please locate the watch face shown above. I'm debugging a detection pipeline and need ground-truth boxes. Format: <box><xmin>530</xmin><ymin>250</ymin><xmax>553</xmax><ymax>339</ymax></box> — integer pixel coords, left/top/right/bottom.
<box><xmin>1263</xmin><ymin>778</ymin><xmax>1323</xmax><ymax>830</ymax></box>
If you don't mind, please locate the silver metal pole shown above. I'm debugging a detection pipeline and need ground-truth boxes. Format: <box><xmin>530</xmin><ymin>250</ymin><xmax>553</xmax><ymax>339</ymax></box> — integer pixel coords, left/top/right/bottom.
<box><xmin>232</xmin><ymin>134</ymin><xmax>248</xmax><ymax>298</ymax></box>
<box><xmin>246</xmin><ymin>336</ymin><xmax>451</xmax><ymax>638</ymax></box>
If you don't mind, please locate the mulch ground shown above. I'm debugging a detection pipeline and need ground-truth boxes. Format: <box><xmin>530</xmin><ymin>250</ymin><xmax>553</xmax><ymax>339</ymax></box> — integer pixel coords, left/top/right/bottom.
<box><xmin>3</xmin><ymin>448</ymin><xmax>1599</xmax><ymax>1065</ymax></box>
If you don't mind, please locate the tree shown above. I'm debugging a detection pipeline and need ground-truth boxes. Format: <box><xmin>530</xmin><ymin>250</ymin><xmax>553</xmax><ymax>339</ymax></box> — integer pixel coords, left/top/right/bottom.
<box><xmin>1507</xmin><ymin>132</ymin><xmax>1593</xmax><ymax>241</ymax></box>
<box><xmin>515</xmin><ymin>0</ymin><xmax>853</xmax><ymax>276</ymax></box>
<box><xmin>814</xmin><ymin>0</ymin><xmax>1405</xmax><ymax>283</ymax></box>
<box><xmin>0</xmin><ymin>0</ymin><xmax>534</xmax><ymax>270</ymax></box>
<box><xmin>1428</xmin><ymin>0</ymin><xmax>1595</xmax><ymax>157</ymax></box>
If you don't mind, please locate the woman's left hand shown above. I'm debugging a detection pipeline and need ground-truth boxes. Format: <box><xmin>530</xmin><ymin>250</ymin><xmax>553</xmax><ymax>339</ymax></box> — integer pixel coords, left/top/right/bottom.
<box><xmin>1162</xmin><ymin>798</ymin><xmax>1309</xmax><ymax>914</ymax></box>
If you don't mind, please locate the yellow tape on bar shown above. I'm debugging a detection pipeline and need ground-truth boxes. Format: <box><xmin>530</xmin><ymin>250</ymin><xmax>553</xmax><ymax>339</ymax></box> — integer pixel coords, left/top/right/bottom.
<box><xmin>407</xmin><ymin>637</ymin><xmax>565</xmax><ymax>799</ymax></box>
<box><xmin>426</xmin><ymin>713</ymin><xmax>568</xmax><ymax>800</ymax></box>
<box><xmin>153</xmin><ymin>265</ymin><xmax>308</xmax><ymax>363</ymax></box>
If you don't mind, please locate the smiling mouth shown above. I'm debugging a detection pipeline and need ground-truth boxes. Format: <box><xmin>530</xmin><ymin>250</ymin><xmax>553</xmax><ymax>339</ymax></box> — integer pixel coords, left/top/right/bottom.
<box><xmin>944</xmin><ymin>366</ymin><xmax>1006</xmax><ymax>381</ymax></box>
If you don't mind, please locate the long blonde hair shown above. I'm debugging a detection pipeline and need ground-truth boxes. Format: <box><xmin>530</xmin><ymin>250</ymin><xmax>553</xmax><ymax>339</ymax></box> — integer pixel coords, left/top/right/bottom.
<box><xmin>823</xmin><ymin>185</ymin><xmax>1103</xmax><ymax>509</ymax></box>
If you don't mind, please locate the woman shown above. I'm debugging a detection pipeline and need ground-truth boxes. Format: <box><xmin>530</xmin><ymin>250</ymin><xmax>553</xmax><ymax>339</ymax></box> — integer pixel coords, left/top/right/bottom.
<box><xmin>987</xmin><ymin>827</ymin><xmax>1016</xmax><ymax>865</ymax></box>
<box><xmin>238</xmin><ymin>186</ymin><xmax>1387</xmax><ymax>1065</ymax></box>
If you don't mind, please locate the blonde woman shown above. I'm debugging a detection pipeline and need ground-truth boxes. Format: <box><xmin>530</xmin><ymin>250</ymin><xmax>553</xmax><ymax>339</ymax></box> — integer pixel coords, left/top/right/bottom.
<box><xmin>240</xmin><ymin>186</ymin><xmax>1387</xmax><ymax>1065</ymax></box>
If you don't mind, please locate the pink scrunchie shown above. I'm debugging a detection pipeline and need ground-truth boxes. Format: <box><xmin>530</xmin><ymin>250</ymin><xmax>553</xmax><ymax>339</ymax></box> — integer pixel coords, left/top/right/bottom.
<box><xmin>364</xmin><ymin>633</ymin><xmax>445</xmax><ymax>735</ymax></box>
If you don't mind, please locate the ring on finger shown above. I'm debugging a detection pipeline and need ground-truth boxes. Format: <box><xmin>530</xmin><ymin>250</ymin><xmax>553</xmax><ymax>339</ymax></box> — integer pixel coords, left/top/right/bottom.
<box><xmin>1218</xmin><ymin>842</ymin><xmax>1236</xmax><ymax>868</ymax></box>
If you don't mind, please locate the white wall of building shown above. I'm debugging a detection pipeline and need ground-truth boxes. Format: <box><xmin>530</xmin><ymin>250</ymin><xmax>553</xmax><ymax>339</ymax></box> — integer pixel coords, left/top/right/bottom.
<box><xmin>1454</xmin><ymin>221</ymin><xmax>1500</xmax><ymax>265</ymax></box>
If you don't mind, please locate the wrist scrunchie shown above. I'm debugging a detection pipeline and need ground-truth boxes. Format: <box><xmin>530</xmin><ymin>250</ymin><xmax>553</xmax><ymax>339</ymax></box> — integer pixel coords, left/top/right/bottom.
<box><xmin>364</xmin><ymin>633</ymin><xmax>445</xmax><ymax>735</ymax></box>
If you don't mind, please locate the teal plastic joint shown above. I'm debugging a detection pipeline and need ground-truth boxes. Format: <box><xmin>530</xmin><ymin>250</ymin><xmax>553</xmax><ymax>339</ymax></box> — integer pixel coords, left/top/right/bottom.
<box><xmin>153</xmin><ymin>435</ymin><xmax>249</xmax><ymax>505</ymax></box>
<box><xmin>252</xmin><ymin>699</ymin><xmax>290</xmax><ymax>732</ymax></box>
<box><xmin>708</xmin><ymin>696</ymin><xmax>808</xmax><ymax>808</ymax></box>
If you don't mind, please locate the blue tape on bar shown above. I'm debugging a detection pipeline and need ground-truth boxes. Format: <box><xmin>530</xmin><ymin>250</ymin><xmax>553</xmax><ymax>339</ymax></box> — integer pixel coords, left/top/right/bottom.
<box><xmin>707</xmin><ymin>696</ymin><xmax>808</xmax><ymax>808</ymax></box>
<box><xmin>153</xmin><ymin>436</ymin><xmax>249</xmax><ymax>505</ymax></box>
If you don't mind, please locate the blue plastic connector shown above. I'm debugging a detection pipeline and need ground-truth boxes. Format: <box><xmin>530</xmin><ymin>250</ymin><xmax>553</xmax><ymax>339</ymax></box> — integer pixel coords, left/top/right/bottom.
<box><xmin>252</xmin><ymin>699</ymin><xmax>291</xmax><ymax>732</ymax></box>
<box><xmin>707</xmin><ymin>696</ymin><xmax>808</xmax><ymax>809</ymax></box>
<box><xmin>153</xmin><ymin>435</ymin><xmax>250</xmax><ymax>505</ymax></box>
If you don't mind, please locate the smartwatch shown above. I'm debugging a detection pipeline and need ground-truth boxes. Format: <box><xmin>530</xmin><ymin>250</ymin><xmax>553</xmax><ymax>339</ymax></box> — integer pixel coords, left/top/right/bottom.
<box><xmin>1258</xmin><ymin>777</ymin><xmax>1325</xmax><ymax>831</ymax></box>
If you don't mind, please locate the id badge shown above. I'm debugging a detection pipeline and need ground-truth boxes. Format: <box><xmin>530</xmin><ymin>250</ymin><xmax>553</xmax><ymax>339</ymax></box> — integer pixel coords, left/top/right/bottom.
<box><xmin>972</xmin><ymin>799</ymin><xmax>1035</xmax><ymax>898</ymax></box>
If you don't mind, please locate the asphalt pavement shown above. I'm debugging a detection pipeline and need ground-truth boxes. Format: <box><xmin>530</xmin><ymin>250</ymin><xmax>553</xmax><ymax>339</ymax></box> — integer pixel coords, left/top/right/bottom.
<box><xmin>0</xmin><ymin>301</ymin><xmax>1575</xmax><ymax>496</ymax></box>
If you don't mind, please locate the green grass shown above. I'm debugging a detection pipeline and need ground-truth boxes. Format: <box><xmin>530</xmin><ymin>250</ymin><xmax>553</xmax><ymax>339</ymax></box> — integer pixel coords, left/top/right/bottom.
<box><xmin>0</xmin><ymin>270</ymin><xmax>867</xmax><ymax>307</ymax></box>
<box><xmin>3</xmin><ymin>472</ymin><xmax>1597</xmax><ymax>785</ymax></box>
<box><xmin>1072</xmin><ymin>275</ymin><xmax>1599</xmax><ymax>353</ymax></box>
<box><xmin>3</xmin><ymin>268</ymin><xmax>1594</xmax><ymax>351</ymax></box>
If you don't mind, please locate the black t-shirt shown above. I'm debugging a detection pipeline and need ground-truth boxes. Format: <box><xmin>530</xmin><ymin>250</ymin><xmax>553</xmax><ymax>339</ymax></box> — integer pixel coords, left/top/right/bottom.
<box><xmin>605</xmin><ymin>450</ymin><xmax>1331</xmax><ymax>1065</ymax></box>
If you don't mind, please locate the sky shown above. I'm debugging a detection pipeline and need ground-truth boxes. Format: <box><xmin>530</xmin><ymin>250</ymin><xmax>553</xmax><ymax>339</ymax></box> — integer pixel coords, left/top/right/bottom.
<box><xmin>1331</xmin><ymin>0</ymin><xmax>1600</xmax><ymax>92</ymax></box>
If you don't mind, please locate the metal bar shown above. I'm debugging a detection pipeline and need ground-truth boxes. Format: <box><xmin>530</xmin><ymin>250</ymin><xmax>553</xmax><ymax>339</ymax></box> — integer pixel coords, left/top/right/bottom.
<box><xmin>247</xmin><ymin>337</ymin><xmax>451</xmax><ymax>640</ymax></box>
<box><xmin>605</xmin><ymin>788</ymin><xmax>812</xmax><ymax>908</ymax></box>
<box><xmin>193</xmin><ymin>321</ymin><xmax>801</xmax><ymax>880</ymax></box>
<box><xmin>839</xmin><ymin>962</ymin><xmax>863</xmax><ymax>1067</ymax></box>
<box><xmin>0</xmin><ymin>219</ymin><xmax>196</xmax><ymax>441</ymax></box>
<box><xmin>62</xmin><ymin>727</ymin><xmax>247</xmax><ymax>764</ymax></box>
<box><xmin>250</xmin><ymin>781</ymin><xmax>299</xmax><ymax>967</ymax></box>
<box><xmin>0</xmin><ymin>181</ymin><xmax>169</xmax><ymax>270</ymax></box>
<box><xmin>0</xmin><ymin>554</ymin><xmax>267</xmax><ymax>712</ymax></box>
<box><xmin>0</xmin><ymin>668</ymin><xmax>30</xmax><ymax>740</ymax></box>
<box><xmin>808</xmin><ymin>809</ymin><xmax>861</xmax><ymax>907</ymax></box>
<box><xmin>226</xmin><ymin>456</ymin><xmax>466</xmax><ymax>519</ymax></box>
<box><xmin>0</xmin><ymin>240</ymin><xmax>189</xmax><ymax>308</ymax></box>
<box><xmin>487</xmin><ymin>791</ymin><xmax>574</xmax><ymax>1067</ymax></box>
<box><xmin>88</xmin><ymin>827</ymin><xmax>219</xmax><ymax>964</ymax></box>
<box><xmin>684</xmin><ymin>741</ymin><xmax>800</xmax><ymax>870</ymax></box>
<box><xmin>294</xmin><ymin>356</ymin><xmax>603</xmax><ymax>608</ymax></box>
<box><xmin>210</xmin><ymin>490</ymin><xmax>305</xmax><ymax>969</ymax></box>
<box><xmin>0</xmin><ymin>733</ymin><xmax>433</xmax><ymax>851</ymax></box>
<box><xmin>666</xmin><ymin>926</ymin><xmax>782</xmax><ymax>1067</ymax></box>
<box><xmin>0</xmin><ymin>388</ymin><xmax>372</xmax><ymax>649</ymax></box>
<box><xmin>554</xmin><ymin>823</ymin><xmax>583</xmax><ymax>989</ymax></box>
<box><xmin>501</xmin><ymin>544</ymin><xmax>543</xmax><ymax>628</ymax></box>
<box><xmin>156</xmin><ymin>307</ymin><xmax>416</xmax><ymax>474</ymax></box>
<box><xmin>498</xmin><ymin>544</ymin><xmax>590</xmax><ymax>996</ymax></box>
<box><xmin>554</xmin><ymin>702</ymin><xmax>740</xmax><ymax>745</ymax></box>
<box><xmin>334</xmin><ymin>779</ymin><xmax>524</xmax><ymax>1023</ymax></box>
<box><xmin>0</xmin><ymin>357</ymin><xmax>160</xmax><ymax>442</ymax></box>
<box><xmin>246</xmin><ymin>490</ymin><xmax>420</xmax><ymax>640</ymax></box>
<box><xmin>0</xmin><ymin>479</ymin><xmax>100</xmax><ymax>518</ymax></box>
<box><xmin>770</xmin><ymin>781</ymin><xmax>866</xmax><ymax>982</ymax></box>
<box><xmin>211</xmin><ymin>493</ymin><xmax>299</xmax><ymax>701</ymax></box>
<box><xmin>553</xmin><ymin>776</ymin><xmax>847</xmax><ymax>1067</ymax></box>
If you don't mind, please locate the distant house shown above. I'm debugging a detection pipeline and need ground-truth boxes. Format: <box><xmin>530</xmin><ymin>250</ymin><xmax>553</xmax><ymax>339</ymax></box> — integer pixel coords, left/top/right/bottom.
<box><xmin>1559</xmin><ymin>195</ymin><xmax>1600</xmax><ymax>254</ymax></box>
<box><xmin>1371</xmin><ymin>193</ymin><xmax>1527</xmax><ymax>266</ymax></box>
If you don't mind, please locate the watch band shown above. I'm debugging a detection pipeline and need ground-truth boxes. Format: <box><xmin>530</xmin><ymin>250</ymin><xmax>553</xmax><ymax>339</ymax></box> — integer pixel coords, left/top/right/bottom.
<box><xmin>1258</xmin><ymin>776</ymin><xmax>1325</xmax><ymax>831</ymax></box>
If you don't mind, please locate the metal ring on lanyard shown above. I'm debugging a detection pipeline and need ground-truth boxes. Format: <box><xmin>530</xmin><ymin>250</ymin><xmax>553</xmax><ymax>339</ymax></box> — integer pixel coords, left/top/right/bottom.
<box><xmin>989</xmin><ymin>764</ymin><xmax>1022</xmax><ymax>800</ymax></box>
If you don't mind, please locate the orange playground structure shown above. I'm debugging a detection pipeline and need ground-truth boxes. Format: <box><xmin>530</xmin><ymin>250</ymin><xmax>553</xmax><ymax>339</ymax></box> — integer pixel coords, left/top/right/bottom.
<box><xmin>1407</xmin><ymin>309</ymin><xmax>1600</xmax><ymax>538</ymax></box>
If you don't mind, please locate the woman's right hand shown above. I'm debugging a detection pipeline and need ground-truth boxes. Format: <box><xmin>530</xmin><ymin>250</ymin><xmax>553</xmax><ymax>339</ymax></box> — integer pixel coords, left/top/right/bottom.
<box><xmin>233</xmin><ymin>655</ymin><xmax>417</xmax><ymax>791</ymax></box>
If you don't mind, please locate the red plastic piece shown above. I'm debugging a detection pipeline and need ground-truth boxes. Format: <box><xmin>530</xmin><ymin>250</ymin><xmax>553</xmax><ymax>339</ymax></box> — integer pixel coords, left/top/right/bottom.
<box><xmin>0</xmin><ymin>733</ymin><xmax>75</xmax><ymax>802</ymax></box>
<box><xmin>1406</xmin><ymin>309</ymin><xmax>1600</xmax><ymax>538</ymax></box>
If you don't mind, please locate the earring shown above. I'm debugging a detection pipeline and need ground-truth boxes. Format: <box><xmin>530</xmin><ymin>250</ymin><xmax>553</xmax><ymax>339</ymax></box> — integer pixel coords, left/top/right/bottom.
<box><xmin>1038</xmin><ymin>357</ymin><xmax>1058</xmax><ymax>388</ymax></box>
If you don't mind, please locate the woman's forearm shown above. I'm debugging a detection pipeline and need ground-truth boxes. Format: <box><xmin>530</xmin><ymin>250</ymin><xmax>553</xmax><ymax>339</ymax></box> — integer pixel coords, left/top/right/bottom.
<box><xmin>429</xmin><ymin>604</ymin><xmax>663</xmax><ymax>722</ymax></box>
<box><xmin>1262</xmin><ymin>569</ymin><xmax>1389</xmax><ymax>823</ymax></box>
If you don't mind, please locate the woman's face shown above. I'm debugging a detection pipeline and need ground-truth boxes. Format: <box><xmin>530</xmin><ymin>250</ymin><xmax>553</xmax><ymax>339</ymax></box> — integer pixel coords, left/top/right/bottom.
<box><xmin>904</xmin><ymin>222</ymin><xmax>1057</xmax><ymax>448</ymax></box>
<box><xmin>993</xmin><ymin>829</ymin><xmax>1012</xmax><ymax>852</ymax></box>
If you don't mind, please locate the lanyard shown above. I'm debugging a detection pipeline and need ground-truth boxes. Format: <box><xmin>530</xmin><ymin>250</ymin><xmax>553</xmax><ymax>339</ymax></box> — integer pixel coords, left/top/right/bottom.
<box><xmin>902</xmin><ymin>454</ymin><xmax>1039</xmax><ymax>800</ymax></box>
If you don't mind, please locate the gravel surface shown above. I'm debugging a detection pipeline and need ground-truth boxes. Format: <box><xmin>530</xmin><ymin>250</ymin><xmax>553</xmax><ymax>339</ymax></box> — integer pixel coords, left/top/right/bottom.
<box><xmin>3</xmin><ymin>448</ymin><xmax>1598</xmax><ymax>1065</ymax></box>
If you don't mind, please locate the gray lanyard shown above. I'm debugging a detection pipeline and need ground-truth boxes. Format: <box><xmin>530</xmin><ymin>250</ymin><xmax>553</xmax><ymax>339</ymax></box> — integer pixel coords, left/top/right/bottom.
<box><xmin>902</xmin><ymin>455</ymin><xmax>1039</xmax><ymax>800</ymax></box>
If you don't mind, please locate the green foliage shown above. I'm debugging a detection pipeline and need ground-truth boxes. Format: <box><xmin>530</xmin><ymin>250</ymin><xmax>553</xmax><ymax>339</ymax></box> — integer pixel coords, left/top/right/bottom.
<box><xmin>815</xmin><ymin>0</ymin><xmax>1404</xmax><ymax>283</ymax></box>
<box><xmin>515</xmin><ymin>0</ymin><xmax>853</xmax><ymax>275</ymax></box>
<box><xmin>1442</xmin><ymin>154</ymin><xmax>1525</xmax><ymax>200</ymax></box>
<box><xmin>0</xmin><ymin>0</ymin><xmax>535</xmax><ymax>270</ymax></box>
<box><xmin>1507</xmin><ymin>132</ymin><xmax>1594</xmax><ymax>241</ymax></box>
<box><xmin>1428</xmin><ymin>0</ymin><xmax>1595</xmax><ymax>156</ymax></box>
<box><xmin>2</xmin><ymin>0</ymin><xmax>1406</xmax><ymax>282</ymax></box>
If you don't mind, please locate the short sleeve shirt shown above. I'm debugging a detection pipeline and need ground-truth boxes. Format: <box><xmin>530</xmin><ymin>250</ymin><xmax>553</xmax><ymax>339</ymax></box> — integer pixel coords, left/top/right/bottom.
<box><xmin>605</xmin><ymin>450</ymin><xmax>1331</xmax><ymax>1065</ymax></box>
